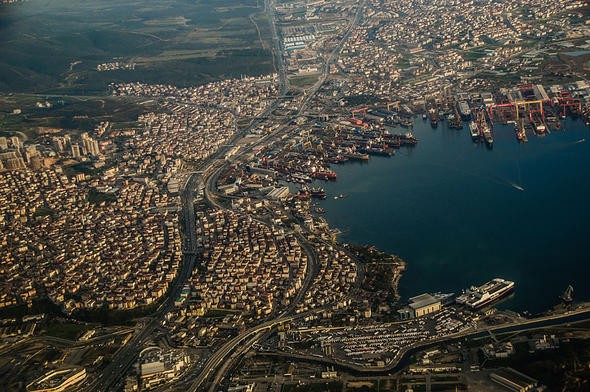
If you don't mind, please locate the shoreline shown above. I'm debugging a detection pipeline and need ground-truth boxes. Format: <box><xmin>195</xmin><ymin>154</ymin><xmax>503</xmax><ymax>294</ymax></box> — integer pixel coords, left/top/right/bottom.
<box><xmin>308</xmin><ymin>116</ymin><xmax>590</xmax><ymax>313</ymax></box>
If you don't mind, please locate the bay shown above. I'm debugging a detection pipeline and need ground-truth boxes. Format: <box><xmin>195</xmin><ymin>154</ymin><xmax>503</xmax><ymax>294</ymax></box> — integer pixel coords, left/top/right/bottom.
<box><xmin>318</xmin><ymin>117</ymin><xmax>590</xmax><ymax>313</ymax></box>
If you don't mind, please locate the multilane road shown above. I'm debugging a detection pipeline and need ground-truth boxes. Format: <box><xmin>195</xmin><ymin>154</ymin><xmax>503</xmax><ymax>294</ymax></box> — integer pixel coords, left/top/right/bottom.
<box><xmin>186</xmin><ymin>2</ymin><xmax>369</xmax><ymax>389</ymax></box>
<box><xmin>83</xmin><ymin>172</ymin><xmax>200</xmax><ymax>392</ymax></box>
<box><xmin>81</xmin><ymin>1</ymin><xmax>364</xmax><ymax>389</ymax></box>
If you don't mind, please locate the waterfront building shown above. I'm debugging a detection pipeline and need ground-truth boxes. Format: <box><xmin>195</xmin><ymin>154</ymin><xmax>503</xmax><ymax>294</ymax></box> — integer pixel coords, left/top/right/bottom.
<box><xmin>398</xmin><ymin>293</ymin><xmax>442</xmax><ymax>319</ymax></box>
<box><xmin>490</xmin><ymin>367</ymin><xmax>538</xmax><ymax>392</ymax></box>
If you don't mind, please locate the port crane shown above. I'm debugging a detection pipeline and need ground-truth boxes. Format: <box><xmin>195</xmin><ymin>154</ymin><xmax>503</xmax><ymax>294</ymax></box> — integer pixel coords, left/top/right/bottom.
<box><xmin>557</xmin><ymin>90</ymin><xmax>582</xmax><ymax>118</ymax></box>
<box><xmin>386</xmin><ymin>101</ymin><xmax>400</xmax><ymax>111</ymax></box>
<box><xmin>351</xmin><ymin>107</ymin><xmax>368</xmax><ymax>119</ymax></box>
<box><xmin>513</xmin><ymin>100</ymin><xmax>546</xmax><ymax>122</ymax></box>
<box><xmin>560</xmin><ymin>285</ymin><xmax>574</xmax><ymax>303</ymax></box>
<box><xmin>348</xmin><ymin>107</ymin><xmax>369</xmax><ymax>128</ymax></box>
<box><xmin>518</xmin><ymin>83</ymin><xmax>536</xmax><ymax>99</ymax></box>
<box><xmin>488</xmin><ymin>102</ymin><xmax>516</xmax><ymax>122</ymax></box>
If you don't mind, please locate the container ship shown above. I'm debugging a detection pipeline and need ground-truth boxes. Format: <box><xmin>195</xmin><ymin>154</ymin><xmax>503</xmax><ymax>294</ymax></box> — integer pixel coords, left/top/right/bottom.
<box><xmin>455</xmin><ymin>278</ymin><xmax>515</xmax><ymax>310</ymax></box>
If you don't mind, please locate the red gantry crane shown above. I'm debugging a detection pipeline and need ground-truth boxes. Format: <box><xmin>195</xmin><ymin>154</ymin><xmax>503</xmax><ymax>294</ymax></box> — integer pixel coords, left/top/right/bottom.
<box><xmin>557</xmin><ymin>89</ymin><xmax>582</xmax><ymax>119</ymax></box>
<box><xmin>349</xmin><ymin>107</ymin><xmax>369</xmax><ymax>127</ymax></box>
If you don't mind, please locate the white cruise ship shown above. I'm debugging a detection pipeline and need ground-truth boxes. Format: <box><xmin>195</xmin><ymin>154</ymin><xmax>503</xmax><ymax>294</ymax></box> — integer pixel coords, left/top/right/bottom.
<box><xmin>456</xmin><ymin>278</ymin><xmax>515</xmax><ymax>309</ymax></box>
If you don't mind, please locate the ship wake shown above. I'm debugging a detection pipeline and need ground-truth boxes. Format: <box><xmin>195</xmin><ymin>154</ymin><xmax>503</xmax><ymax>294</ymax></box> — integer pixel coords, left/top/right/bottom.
<box><xmin>508</xmin><ymin>182</ymin><xmax>525</xmax><ymax>191</ymax></box>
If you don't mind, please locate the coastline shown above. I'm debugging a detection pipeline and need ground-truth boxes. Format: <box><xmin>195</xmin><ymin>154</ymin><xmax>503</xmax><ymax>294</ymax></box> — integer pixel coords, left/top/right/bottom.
<box><xmin>345</xmin><ymin>243</ymin><xmax>407</xmax><ymax>304</ymax></box>
<box><xmin>312</xmin><ymin>116</ymin><xmax>590</xmax><ymax>312</ymax></box>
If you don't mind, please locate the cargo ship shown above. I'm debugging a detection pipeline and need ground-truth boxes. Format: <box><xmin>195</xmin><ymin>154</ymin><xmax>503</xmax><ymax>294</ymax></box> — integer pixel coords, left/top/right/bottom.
<box><xmin>343</xmin><ymin>152</ymin><xmax>370</xmax><ymax>161</ymax></box>
<box><xmin>429</xmin><ymin>109</ymin><xmax>439</xmax><ymax>128</ymax></box>
<box><xmin>515</xmin><ymin>119</ymin><xmax>527</xmax><ymax>143</ymax></box>
<box><xmin>312</xmin><ymin>169</ymin><xmax>337</xmax><ymax>181</ymax></box>
<box><xmin>292</xmin><ymin>173</ymin><xmax>312</xmax><ymax>183</ymax></box>
<box><xmin>330</xmin><ymin>155</ymin><xmax>350</xmax><ymax>164</ymax></box>
<box><xmin>455</xmin><ymin>278</ymin><xmax>515</xmax><ymax>310</ymax></box>
<box><xmin>530</xmin><ymin>112</ymin><xmax>546</xmax><ymax>134</ymax></box>
<box><xmin>447</xmin><ymin>113</ymin><xmax>463</xmax><ymax>130</ymax></box>
<box><xmin>457</xmin><ymin>101</ymin><xmax>472</xmax><ymax>120</ymax></box>
<box><xmin>482</xmin><ymin>124</ymin><xmax>494</xmax><ymax>147</ymax></box>
<box><xmin>515</xmin><ymin>124</ymin><xmax>523</xmax><ymax>142</ymax></box>
<box><xmin>297</xmin><ymin>187</ymin><xmax>311</xmax><ymax>199</ymax></box>
<box><xmin>310</xmin><ymin>187</ymin><xmax>327</xmax><ymax>199</ymax></box>
<box><xmin>384</xmin><ymin>132</ymin><xmax>418</xmax><ymax>146</ymax></box>
<box><xmin>360</xmin><ymin>147</ymin><xmax>394</xmax><ymax>157</ymax></box>
<box><xmin>545</xmin><ymin>114</ymin><xmax>561</xmax><ymax>131</ymax></box>
<box><xmin>469</xmin><ymin>121</ymin><xmax>480</xmax><ymax>141</ymax></box>
<box><xmin>476</xmin><ymin>110</ymin><xmax>493</xmax><ymax>147</ymax></box>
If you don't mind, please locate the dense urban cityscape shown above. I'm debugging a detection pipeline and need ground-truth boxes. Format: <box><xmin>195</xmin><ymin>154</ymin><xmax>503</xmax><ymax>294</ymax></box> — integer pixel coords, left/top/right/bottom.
<box><xmin>1</xmin><ymin>0</ymin><xmax>590</xmax><ymax>391</ymax></box>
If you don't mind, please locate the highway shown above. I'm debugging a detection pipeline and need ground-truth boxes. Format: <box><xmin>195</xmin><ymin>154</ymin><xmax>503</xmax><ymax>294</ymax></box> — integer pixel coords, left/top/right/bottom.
<box><xmin>79</xmin><ymin>1</ymin><xmax>364</xmax><ymax>389</ymax></box>
<box><xmin>296</xmin><ymin>0</ymin><xmax>366</xmax><ymax>114</ymax></box>
<box><xmin>265</xmin><ymin>0</ymin><xmax>288</xmax><ymax>95</ymax></box>
<box><xmin>186</xmin><ymin>309</ymin><xmax>327</xmax><ymax>392</ymax></box>
<box><xmin>77</xmin><ymin>170</ymin><xmax>201</xmax><ymax>392</ymax></box>
<box><xmin>189</xmin><ymin>0</ymin><xmax>372</xmax><ymax>391</ymax></box>
<box><xmin>251</xmin><ymin>305</ymin><xmax>590</xmax><ymax>376</ymax></box>
<box><xmin>185</xmin><ymin>2</ymin><xmax>369</xmax><ymax>390</ymax></box>
<box><xmin>188</xmin><ymin>116</ymin><xmax>323</xmax><ymax>391</ymax></box>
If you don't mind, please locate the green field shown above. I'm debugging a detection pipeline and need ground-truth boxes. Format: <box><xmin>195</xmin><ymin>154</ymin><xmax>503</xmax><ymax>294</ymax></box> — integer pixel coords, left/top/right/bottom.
<box><xmin>0</xmin><ymin>94</ymin><xmax>156</xmax><ymax>137</ymax></box>
<box><xmin>289</xmin><ymin>75</ymin><xmax>319</xmax><ymax>88</ymax></box>
<box><xmin>0</xmin><ymin>0</ymin><xmax>273</xmax><ymax>93</ymax></box>
<box><xmin>44</xmin><ymin>321</ymin><xmax>93</xmax><ymax>340</ymax></box>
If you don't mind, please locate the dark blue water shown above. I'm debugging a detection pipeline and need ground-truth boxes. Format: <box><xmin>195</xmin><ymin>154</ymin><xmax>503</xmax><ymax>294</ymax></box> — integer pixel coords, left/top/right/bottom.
<box><xmin>318</xmin><ymin>118</ymin><xmax>590</xmax><ymax>313</ymax></box>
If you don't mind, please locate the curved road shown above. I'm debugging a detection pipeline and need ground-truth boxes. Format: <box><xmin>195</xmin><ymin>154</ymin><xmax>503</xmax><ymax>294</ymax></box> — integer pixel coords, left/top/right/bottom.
<box><xmin>83</xmin><ymin>0</ymin><xmax>365</xmax><ymax>390</ymax></box>
<box><xmin>186</xmin><ymin>2</ymin><xmax>369</xmax><ymax>389</ymax></box>
<box><xmin>253</xmin><ymin>305</ymin><xmax>590</xmax><ymax>376</ymax></box>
